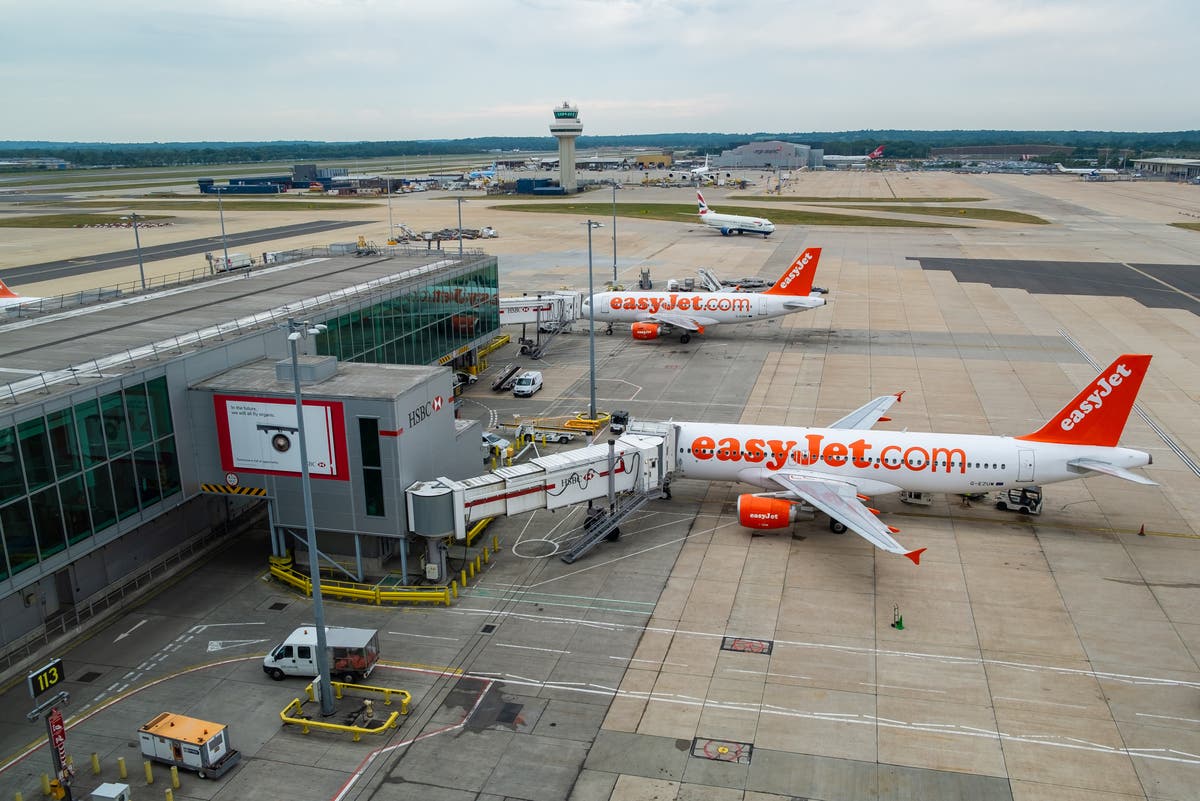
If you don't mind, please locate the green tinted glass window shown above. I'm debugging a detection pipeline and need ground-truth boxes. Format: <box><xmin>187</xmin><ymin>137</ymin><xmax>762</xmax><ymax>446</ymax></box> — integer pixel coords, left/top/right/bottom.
<box><xmin>1</xmin><ymin>499</ymin><xmax>37</xmax><ymax>575</ymax></box>
<box><xmin>101</xmin><ymin>392</ymin><xmax>129</xmax><ymax>457</ymax></box>
<box><xmin>146</xmin><ymin>376</ymin><xmax>173</xmax><ymax>437</ymax></box>
<box><xmin>47</xmin><ymin>408</ymin><xmax>81</xmax><ymax>478</ymax></box>
<box><xmin>0</xmin><ymin>426</ymin><xmax>23</xmax><ymax>504</ymax></box>
<box><xmin>30</xmin><ymin>486</ymin><xmax>65</xmax><ymax>559</ymax></box>
<box><xmin>59</xmin><ymin>474</ymin><xmax>91</xmax><ymax>544</ymax></box>
<box><xmin>358</xmin><ymin>418</ymin><xmax>381</xmax><ymax>467</ymax></box>
<box><xmin>18</xmin><ymin>418</ymin><xmax>54</xmax><ymax>491</ymax></box>
<box><xmin>155</xmin><ymin>438</ymin><xmax>181</xmax><ymax>499</ymax></box>
<box><xmin>85</xmin><ymin>466</ymin><xmax>117</xmax><ymax>533</ymax></box>
<box><xmin>111</xmin><ymin>455</ymin><xmax>138</xmax><ymax>520</ymax></box>
<box><xmin>134</xmin><ymin>446</ymin><xmax>161</xmax><ymax>507</ymax></box>
<box><xmin>74</xmin><ymin>399</ymin><xmax>107</xmax><ymax>467</ymax></box>
<box><xmin>126</xmin><ymin>385</ymin><xmax>154</xmax><ymax>450</ymax></box>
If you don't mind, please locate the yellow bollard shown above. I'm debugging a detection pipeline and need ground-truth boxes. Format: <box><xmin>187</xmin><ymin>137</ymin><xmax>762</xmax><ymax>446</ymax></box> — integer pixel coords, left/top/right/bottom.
<box><xmin>468</xmin><ymin>560</ymin><xmax>475</xmax><ymax>579</ymax></box>
<box><xmin>335</xmin><ymin>684</ymin><xmax>344</xmax><ymax>700</ymax></box>
<box><xmin>165</xmin><ymin>789</ymin><xmax>174</xmax><ymax>801</ymax></box>
<box><xmin>91</xmin><ymin>752</ymin><xmax>101</xmax><ymax>775</ymax></box>
<box><xmin>460</xmin><ymin>568</ymin><xmax>467</xmax><ymax>587</ymax></box>
<box><xmin>475</xmin><ymin>555</ymin><xmax>481</xmax><ymax>572</ymax></box>
<box><xmin>305</xmin><ymin>683</ymin><xmax>315</xmax><ymax>702</ymax></box>
<box><xmin>451</xmin><ymin>580</ymin><xmax>458</xmax><ymax>599</ymax></box>
<box><xmin>118</xmin><ymin>756</ymin><xmax>128</xmax><ymax>779</ymax></box>
<box><xmin>144</xmin><ymin>759</ymin><xmax>154</xmax><ymax>785</ymax></box>
<box><xmin>40</xmin><ymin>774</ymin><xmax>51</xmax><ymax>796</ymax></box>
<box><xmin>482</xmin><ymin>547</ymin><xmax>490</xmax><ymax>564</ymax></box>
<box><xmin>493</xmin><ymin>534</ymin><xmax>500</xmax><ymax>552</ymax></box>
<box><xmin>170</xmin><ymin>765</ymin><xmax>180</xmax><ymax>789</ymax></box>
<box><xmin>16</xmin><ymin>790</ymin><xmax>23</xmax><ymax>801</ymax></box>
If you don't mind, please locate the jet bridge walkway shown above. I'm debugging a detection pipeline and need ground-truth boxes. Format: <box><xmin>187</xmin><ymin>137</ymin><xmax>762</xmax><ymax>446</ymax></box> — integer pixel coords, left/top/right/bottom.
<box><xmin>407</xmin><ymin>422</ymin><xmax>676</xmax><ymax>562</ymax></box>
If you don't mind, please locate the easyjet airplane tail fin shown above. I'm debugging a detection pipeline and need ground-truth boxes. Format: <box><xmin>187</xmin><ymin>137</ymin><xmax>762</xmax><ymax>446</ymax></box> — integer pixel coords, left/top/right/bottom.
<box><xmin>763</xmin><ymin>248</ymin><xmax>822</xmax><ymax>296</ymax></box>
<box><xmin>1016</xmin><ymin>354</ymin><xmax>1151</xmax><ymax>447</ymax></box>
<box><xmin>0</xmin><ymin>279</ymin><xmax>20</xmax><ymax>299</ymax></box>
<box><xmin>697</xmin><ymin>191</ymin><xmax>709</xmax><ymax>215</ymax></box>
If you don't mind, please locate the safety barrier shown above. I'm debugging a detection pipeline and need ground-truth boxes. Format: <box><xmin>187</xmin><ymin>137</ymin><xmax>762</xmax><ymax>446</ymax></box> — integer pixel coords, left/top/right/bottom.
<box><xmin>267</xmin><ymin>528</ymin><xmax>500</xmax><ymax>607</ymax></box>
<box><xmin>476</xmin><ymin>334</ymin><xmax>511</xmax><ymax>359</ymax></box>
<box><xmin>280</xmin><ymin>679</ymin><xmax>409</xmax><ymax>741</ymax></box>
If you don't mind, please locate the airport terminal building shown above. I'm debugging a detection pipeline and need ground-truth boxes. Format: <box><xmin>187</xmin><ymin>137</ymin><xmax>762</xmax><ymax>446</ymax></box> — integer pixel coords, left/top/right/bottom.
<box><xmin>0</xmin><ymin>249</ymin><xmax>498</xmax><ymax>662</ymax></box>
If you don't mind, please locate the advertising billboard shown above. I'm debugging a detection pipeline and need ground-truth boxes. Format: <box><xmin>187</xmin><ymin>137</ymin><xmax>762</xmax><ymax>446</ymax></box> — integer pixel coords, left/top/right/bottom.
<box><xmin>214</xmin><ymin>394</ymin><xmax>348</xmax><ymax>480</ymax></box>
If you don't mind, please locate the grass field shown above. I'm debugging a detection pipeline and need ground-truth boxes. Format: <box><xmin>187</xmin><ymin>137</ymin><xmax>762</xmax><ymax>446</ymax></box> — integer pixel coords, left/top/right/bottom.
<box><xmin>0</xmin><ymin>213</ymin><xmax>174</xmax><ymax>228</ymax></box>
<box><xmin>1171</xmin><ymin>222</ymin><xmax>1200</xmax><ymax>232</ymax></box>
<box><xmin>835</xmin><ymin>205</ymin><xmax>1050</xmax><ymax>224</ymax></box>
<box><xmin>24</xmin><ymin>199</ymin><xmax>379</xmax><ymax>211</ymax></box>
<box><xmin>493</xmin><ymin>201</ymin><xmax>971</xmax><ymax>228</ymax></box>
<box><xmin>728</xmin><ymin>195</ymin><xmax>987</xmax><ymax>203</ymax></box>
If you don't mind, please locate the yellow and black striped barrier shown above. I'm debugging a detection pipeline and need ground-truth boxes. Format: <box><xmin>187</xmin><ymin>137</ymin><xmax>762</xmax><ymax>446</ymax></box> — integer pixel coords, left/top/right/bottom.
<box><xmin>200</xmin><ymin>483</ymin><xmax>267</xmax><ymax>496</ymax></box>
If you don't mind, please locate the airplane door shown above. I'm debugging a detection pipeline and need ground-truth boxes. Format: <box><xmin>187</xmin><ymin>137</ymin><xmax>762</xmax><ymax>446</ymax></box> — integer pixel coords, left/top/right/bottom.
<box><xmin>1017</xmin><ymin>449</ymin><xmax>1035</xmax><ymax>482</ymax></box>
<box><xmin>756</xmin><ymin>296</ymin><xmax>767</xmax><ymax>317</ymax></box>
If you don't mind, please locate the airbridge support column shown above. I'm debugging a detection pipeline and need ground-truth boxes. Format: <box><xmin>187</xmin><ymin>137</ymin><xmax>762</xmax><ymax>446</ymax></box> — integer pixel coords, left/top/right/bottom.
<box><xmin>406</xmin><ymin>478</ymin><xmax>467</xmax><ymax>582</ymax></box>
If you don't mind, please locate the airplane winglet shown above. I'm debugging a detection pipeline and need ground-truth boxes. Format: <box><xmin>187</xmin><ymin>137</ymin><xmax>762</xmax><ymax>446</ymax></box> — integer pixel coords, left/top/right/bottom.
<box><xmin>894</xmin><ymin>391</ymin><xmax>905</xmax><ymax>403</ymax></box>
<box><xmin>905</xmin><ymin>547</ymin><xmax>926</xmax><ymax>566</ymax></box>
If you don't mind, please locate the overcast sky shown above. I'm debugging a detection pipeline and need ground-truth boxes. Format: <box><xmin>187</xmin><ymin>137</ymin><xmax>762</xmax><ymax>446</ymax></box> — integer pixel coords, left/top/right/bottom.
<box><xmin>5</xmin><ymin>0</ymin><xmax>1197</xmax><ymax>142</ymax></box>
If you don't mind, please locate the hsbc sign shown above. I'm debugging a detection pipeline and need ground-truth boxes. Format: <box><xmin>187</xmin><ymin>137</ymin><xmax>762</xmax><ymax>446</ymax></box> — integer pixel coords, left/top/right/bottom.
<box><xmin>407</xmin><ymin>396</ymin><xmax>444</xmax><ymax>430</ymax></box>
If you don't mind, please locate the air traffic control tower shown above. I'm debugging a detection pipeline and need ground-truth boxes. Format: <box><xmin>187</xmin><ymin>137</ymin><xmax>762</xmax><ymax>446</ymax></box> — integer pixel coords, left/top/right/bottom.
<box><xmin>550</xmin><ymin>101</ymin><xmax>582</xmax><ymax>193</ymax></box>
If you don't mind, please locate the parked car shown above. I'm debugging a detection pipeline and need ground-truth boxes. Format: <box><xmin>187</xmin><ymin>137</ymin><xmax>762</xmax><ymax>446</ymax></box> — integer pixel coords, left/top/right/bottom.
<box><xmin>482</xmin><ymin>432</ymin><xmax>511</xmax><ymax>451</ymax></box>
<box><xmin>454</xmin><ymin>370</ymin><xmax>478</xmax><ymax>385</ymax></box>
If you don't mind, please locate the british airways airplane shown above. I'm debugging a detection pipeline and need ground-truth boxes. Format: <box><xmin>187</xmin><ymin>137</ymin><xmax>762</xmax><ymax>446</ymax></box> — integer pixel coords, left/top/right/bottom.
<box><xmin>696</xmin><ymin>192</ymin><xmax>775</xmax><ymax>237</ymax></box>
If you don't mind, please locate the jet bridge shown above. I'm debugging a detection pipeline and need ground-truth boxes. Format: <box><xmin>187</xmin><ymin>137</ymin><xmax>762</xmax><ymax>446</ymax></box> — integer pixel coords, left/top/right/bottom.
<box><xmin>407</xmin><ymin>422</ymin><xmax>676</xmax><ymax>568</ymax></box>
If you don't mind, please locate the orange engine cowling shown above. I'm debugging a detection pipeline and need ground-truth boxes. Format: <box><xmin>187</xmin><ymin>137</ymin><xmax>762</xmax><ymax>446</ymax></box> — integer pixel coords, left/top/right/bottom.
<box><xmin>737</xmin><ymin>495</ymin><xmax>798</xmax><ymax>530</ymax></box>
<box><xmin>631</xmin><ymin>322</ymin><xmax>661</xmax><ymax>340</ymax></box>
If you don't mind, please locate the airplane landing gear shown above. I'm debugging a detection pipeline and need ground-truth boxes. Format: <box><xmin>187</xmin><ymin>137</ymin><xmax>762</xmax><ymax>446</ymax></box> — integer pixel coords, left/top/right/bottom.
<box><xmin>680</xmin><ymin>333</ymin><xmax>691</xmax><ymax>344</ymax></box>
<box><xmin>605</xmin><ymin>323</ymin><xmax>614</xmax><ymax>335</ymax></box>
<box><xmin>829</xmin><ymin>519</ymin><xmax>847</xmax><ymax>534</ymax></box>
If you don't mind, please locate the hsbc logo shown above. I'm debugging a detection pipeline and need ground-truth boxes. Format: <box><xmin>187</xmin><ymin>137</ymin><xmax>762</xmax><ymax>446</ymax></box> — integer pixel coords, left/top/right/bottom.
<box><xmin>408</xmin><ymin>395</ymin><xmax>444</xmax><ymax>429</ymax></box>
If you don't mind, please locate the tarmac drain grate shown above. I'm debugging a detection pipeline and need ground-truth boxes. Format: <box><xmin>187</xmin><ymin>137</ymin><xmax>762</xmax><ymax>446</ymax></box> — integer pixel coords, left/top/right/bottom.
<box><xmin>480</xmin><ymin>624</ymin><xmax>497</xmax><ymax>634</ymax></box>
<box><xmin>692</xmin><ymin>737</ymin><xmax>753</xmax><ymax>764</ymax></box>
<box><xmin>720</xmin><ymin>636</ymin><xmax>773</xmax><ymax>655</ymax></box>
<box><xmin>269</xmin><ymin>601</ymin><xmax>290</xmax><ymax>611</ymax></box>
<box><xmin>77</xmin><ymin>671</ymin><xmax>102</xmax><ymax>683</ymax></box>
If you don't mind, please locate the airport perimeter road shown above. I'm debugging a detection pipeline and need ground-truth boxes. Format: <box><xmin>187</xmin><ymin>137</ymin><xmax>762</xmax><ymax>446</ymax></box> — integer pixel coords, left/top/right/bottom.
<box><xmin>4</xmin><ymin>220</ymin><xmax>370</xmax><ymax>284</ymax></box>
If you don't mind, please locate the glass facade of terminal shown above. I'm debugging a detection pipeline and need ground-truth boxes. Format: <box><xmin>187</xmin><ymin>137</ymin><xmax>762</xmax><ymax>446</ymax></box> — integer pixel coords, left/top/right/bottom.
<box><xmin>317</xmin><ymin>262</ymin><xmax>500</xmax><ymax>365</ymax></box>
<box><xmin>0</xmin><ymin>377</ymin><xmax>182</xmax><ymax>582</ymax></box>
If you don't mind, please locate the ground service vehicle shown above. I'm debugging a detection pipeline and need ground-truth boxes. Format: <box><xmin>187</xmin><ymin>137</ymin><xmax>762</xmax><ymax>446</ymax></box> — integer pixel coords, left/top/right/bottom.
<box><xmin>211</xmin><ymin>252</ymin><xmax>253</xmax><ymax>271</ymax></box>
<box><xmin>262</xmin><ymin>626</ymin><xmax>380</xmax><ymax>682</ymax></box>
<box><xmin>138</xmin><ymin>713</ymin><xmax>241</xmax><ymax>779</ymax></box>
<box><xmin>512</xmin><ymin>370</ymin><xmax>544</xmax><ymax>397</ymax></box>
<box><xmin>995</xmin><ymin>486</ymin><xmax>1043</xmax><ymax>515</ymax></box>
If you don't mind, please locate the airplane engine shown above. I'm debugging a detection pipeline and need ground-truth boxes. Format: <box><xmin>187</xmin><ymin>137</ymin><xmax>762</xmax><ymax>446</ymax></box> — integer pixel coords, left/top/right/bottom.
<box><xmin>631</xmin><ymin>322</ymin><xmax>661</xmax><ymax>340</ymax></box>
<box><xmin>737</xmin><ymin>495</ymin><xmax>798</xmax><ymax>530</ymax></box>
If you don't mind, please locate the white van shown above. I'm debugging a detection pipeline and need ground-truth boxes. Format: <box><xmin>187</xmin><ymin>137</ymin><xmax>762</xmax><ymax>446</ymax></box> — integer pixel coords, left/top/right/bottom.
<box><xmin>512</xmin><ymin>370</ymin><xmax>543</xmax><ymax>397</ymax></box>
<box><xmin>262</xmin><ymin>625</ymin><xmax>380</xmax><ymax>683</ymax></box>
<box><xmin>212</xmin><ymin>252</ymin><xmax>252</xmax><ymax>272</ymax></box>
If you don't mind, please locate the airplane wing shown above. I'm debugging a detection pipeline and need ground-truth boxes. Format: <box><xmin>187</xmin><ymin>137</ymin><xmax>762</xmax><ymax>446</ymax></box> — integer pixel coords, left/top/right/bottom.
<box><xmin>768</xmin><ymin>472</ymin><xmax>924</xmax><ymax>564</ymax></box>
<box><xmin>1067</xmin><ymin>458</ymin><xmax>1157</xmax><ymax>485</ymax></box>
<box><xmin>827</xmin><ymin>392</ymin><xmax>904</xmax><ymax>430</ymax></box>
<box><xmin>648</xmin><ymin>311</ymin><xmax>720</xmax><ymax>332</ymax></box>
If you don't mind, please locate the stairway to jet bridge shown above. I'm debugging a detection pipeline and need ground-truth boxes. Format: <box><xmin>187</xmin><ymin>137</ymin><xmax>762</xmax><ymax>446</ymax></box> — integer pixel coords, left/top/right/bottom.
<box><xmin>407</xmin><ymin>422</ymin><xmax>675</xmax><ymax>561</ymax></box>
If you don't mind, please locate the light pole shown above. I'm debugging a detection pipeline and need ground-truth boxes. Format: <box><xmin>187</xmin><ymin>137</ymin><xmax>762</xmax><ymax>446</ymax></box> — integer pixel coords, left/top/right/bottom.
<box><xmin>385</xmin><ymin>176</ymin><xmax>393</xmax><ymax>243</ymax></box>
<box><xmin>610</xmin><ymin>182</ymin><xmax>618</xmax><ymax>283</ymax></box>
<box><xmin>455</xmin><ymin>196</ymin><xmax>466</xmax><ymax>257</ymax></box>
<box><xmin>125</xmin><ymin>211</ymin><xmax>146</xmax><ymax>290</ymax></box>
<box><xmin>286</xmin><ymin>318</ymin><xmax>334</xmax><ymax>716</ymax></box>
<box><xmin>216</xmin><ymin>186</ymin><xmax>230</xmax><ymax>274</ymax></box>
<box><xmin>584</xmin><ymin>220</ymin><xmax>603</xmax><ymax>419</ymax></box>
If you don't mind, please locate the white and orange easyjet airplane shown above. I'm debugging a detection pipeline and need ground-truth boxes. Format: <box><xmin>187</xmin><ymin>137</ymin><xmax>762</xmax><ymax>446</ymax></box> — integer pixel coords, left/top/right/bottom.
<box><xmin>671</xmin><ymin>354</ymin><xmax>1154</xmax><ymax>564</ymax></box>
<box><xmin>583</xmin><ymin>248</ymin><xmax>825</xmax><ymax>343</ymax></box>
<box><xmin>0</xmin><ymin>279</ymin><xmax>44</xmax><ymax>309</ymax></box>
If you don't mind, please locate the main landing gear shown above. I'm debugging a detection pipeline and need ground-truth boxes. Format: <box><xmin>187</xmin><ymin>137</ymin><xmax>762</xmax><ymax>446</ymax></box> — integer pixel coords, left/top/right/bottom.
<box><xmin>829</xmin><ymin>518</ymin><xmax>847</xmax><ymax>534</ymax></box>
<box><xmin>680</xmin><ymin>333</ymin><xmax>691</xmax><ymax>344</ymax></box>
<box><xmin>605</xmin><ymin>322</ymin><xmax>614</xmax><ymax>335</ymax></box>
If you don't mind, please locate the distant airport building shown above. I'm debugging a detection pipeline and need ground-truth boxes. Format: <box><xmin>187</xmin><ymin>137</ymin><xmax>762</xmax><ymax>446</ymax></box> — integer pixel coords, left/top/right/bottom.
<box><xmin>1131</xmin><ymin>158</ymin><xmax>1200</xmax><ymax>181</ymax></box>
<box><xmin>714</xmin><ymin>141</ymin><xmax>820</xmax><ymax>169</ymax></box>
<box><xmin>929</xmin><ymin>145</ymin><xmax>1070</xmax><ymax>160</ymax></box>
<box><xmin>549</xmin><ymin>101</ymin><xmax>583</xmax><ymax>193</ymax></box>
<box><xmin>634</xmin><ymin>153</ymin><xmax>673</xmax><ymax>169</ymax></box>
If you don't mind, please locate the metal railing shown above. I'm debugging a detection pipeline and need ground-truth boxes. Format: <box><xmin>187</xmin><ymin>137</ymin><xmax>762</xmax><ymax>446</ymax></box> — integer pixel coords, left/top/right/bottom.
<box><xmin>1</xmin><ymin>247</ymin><xmax>491</xmax><ymax>405</ymax></box>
